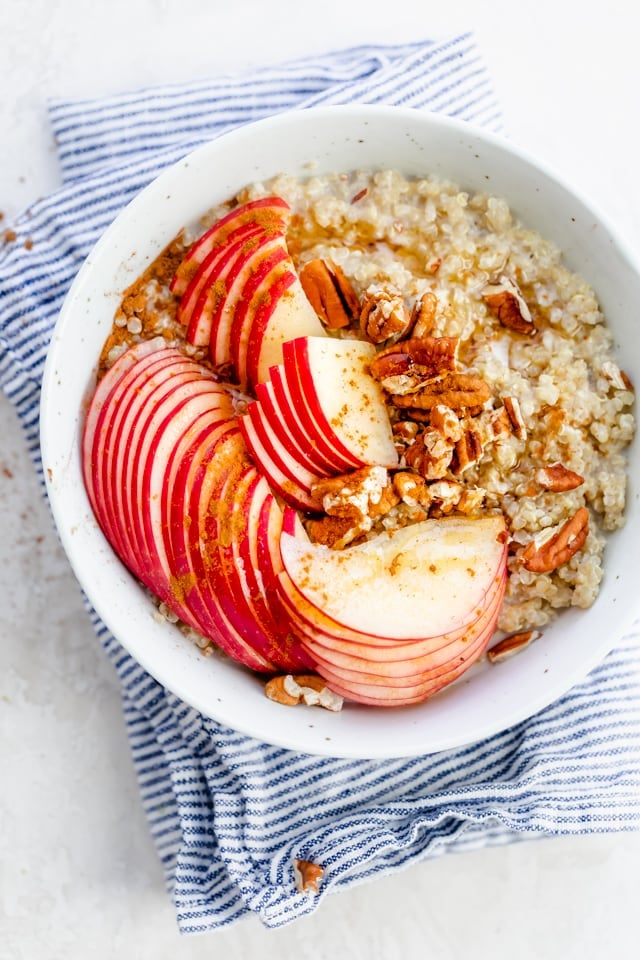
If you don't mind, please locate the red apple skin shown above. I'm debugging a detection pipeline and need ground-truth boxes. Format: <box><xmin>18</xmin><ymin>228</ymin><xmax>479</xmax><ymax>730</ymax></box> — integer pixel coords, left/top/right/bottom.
<box><xmin>227</xmin><ymin>247</ymin><xmax>291</xmax><ymax>386</ymax></box>
<box><xmin>114</xmin><ymin>366</ymin><xmax>209</xmax><ymax>581</ymax></box>
<box><xmin>242</xmin><ymin>265</ymin><xmax>298</xmax><ymax>388</ymax></box>
<box><xmin>181</xmin><ymin>225</ymin><xmax>266</xmax><ymax>345</ymax></box>
<box><xmin>267</xmin><ymin>365</ymin><xmax>341</xmax><ymax>474</ymax></box>
<box><xmin>254</xmin><ymin>378</ymin><xmax>334</xmax><ymax>477</ymax></box>
<box><xmin>91</xmin><ymin>350</ymin><xmax>189</xmax><ymax>571</ymax></box>
<box><xmin>283</xmin><ymin>570</ymin><xmax>506</xmax><ymax>672</ymax></box>
<box><xmin>170</xmin><ymin>196</ymin><xmax>290</xmax><ymax>297</ymax></box>
<box><xmin>298</xmin><ymin>572</ymin><xmax>506</xmax><ymax>682</ymax></box>
<box><xmin>239</xmin><ymin>412</ymin><xmax>322</xmax><ymax>513</ymax></box>
<box><xmin>242</xmin><ymin>400</ymin><xmax>324</xmax><ymax>501</ymax></box>
<box><xmin>171</xmin><ymin>426</ymin><xmax>277</xmax><ymax>670</ymax></box>
<box><xmin>137</xmin><ymin>385</ymin><xmax>233</xmax><ymax>603</ymax></box>
<box><xmin>280</xmin><ymin>340</ymin><xmax>363</xmax><ymax>472</ymax></box>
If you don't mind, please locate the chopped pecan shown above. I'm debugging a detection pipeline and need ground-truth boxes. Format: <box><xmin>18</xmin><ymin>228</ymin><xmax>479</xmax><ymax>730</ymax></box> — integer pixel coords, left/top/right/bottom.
<box><xmin>404</xmin><ymin>427</ymin><xmax>454</xmax><ymax>480</ymax></box>
<box><xmin>294</xmin><ymin>859</ymin><xmax>324</xmax><ymax>894</ymax></box>
<box><xmin>392</xmin><ymin>470</ymin><xmax>426</xmax><ymax>507</ymax></box>
<box><xmin>536</xmin><ymin>463</ymin><xmax>584</xmax><ymax>492</ymax></box>
<box><xmin>451</xmin><ymin>426</ymin><xmax>484</xmax><ymax>475</ymax></box>
<box><xmin>521</xmin><ymin>507</ymin><xmax>589</xmax><ymax>573</ymax></box>
<box><xmin>409</xmin><ymin>291</ymin><xmax>438</xmax><ymax>338</ymax></box>
<box><xmin>392</xmin><ymin>420</ymin><xmax>420</xmax><ymax>445</ymax></box>
<box><xmin>359</xmin><ymin>282</ymin><xmax>412</xmax><ymax>343</ymax></box>
<box><xmin>369</xmin><ymin>336</ymin><xmax>459</xmax><ymax>384</ymax></box>
<box><xmin>390</xmin><ymin>372</ymin><xmax>491</xmax><ymax>414</ymax></box>
<box><xmin>299</xmin><ymin>259</ymin><xmax>360</xmax><ymax>329</ymax></box>
<box><xmin>430</xmin><ymin>404</ymin><xmax>464</xmax><ymax>443</ymax></box>
<box><xmin>420</xmin><ymin>479</ymin><xmax>465</xmax><ymax>514</ymax></box>
<box><xmin>503</xmin><ymin>396</ymin><xmax>527</xmax><ymax>440</ymax></box>
<box><xmin>311</xmin><ymin>466</ymin><xmax>396</xmax><ymax>522</ymax></box>
<box><xmin>487</xmin><ymin>629</ymin><xmax>542</xmax><ymax>664</ymax></box>
<box><xmin>265</xmin><ymin>674</ymin><xmax>343</xmax><ymax>712</ymax></box>
<box><xmin>306</xmin><ymin>514</ymin><xmax>363</xmax><ymax>549</ymax></box>
<box><xmin>482</xmin><ymin>276</ymin><xmax>535</xmax><ymax>334</ymax></box>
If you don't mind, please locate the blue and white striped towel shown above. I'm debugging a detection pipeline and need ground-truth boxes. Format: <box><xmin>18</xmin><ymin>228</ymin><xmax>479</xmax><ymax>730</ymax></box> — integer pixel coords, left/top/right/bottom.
<box><xmin>1</xmin><ymin>35</ymin><xmax>639</xmax><ymax>933</ymax></box>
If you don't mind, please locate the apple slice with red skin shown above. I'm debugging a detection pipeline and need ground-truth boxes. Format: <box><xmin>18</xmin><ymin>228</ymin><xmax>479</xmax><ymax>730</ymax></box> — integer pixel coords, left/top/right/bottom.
<box><xmin>254</xmin><ymin>378</ymin><xmax>336</xmax><ymax>477</ymax></box>
<box><xmin>278</xmin><ymin>515</ymin><xmax>508</xmax><ymax>642</ymax></box>
<box><xmin>170</xmin><ymin>196</ymin><xmax>291</xmax><ymax>298</ymax></box>
<box><xmin>243</xmin><ymin>265</ymin><xmax>325</xmax><ymax>388</ymax></box>
<box><xmin>170</xmin><ymin>426</ymin><xmax>276</xmax><ymax>670</ymax></box>
<box><xmin>111</xmin><ymin>362</ymin><xmax>212</xmax><ymax>579</ymax></box>
<box><xmin>180</xmin><ymin>225</ymin><xmax>266</xmax><ymax>344</ymax></box>
<box><xmin>88</xmin><ymin>348</ymin><xmax>191</xmax><ymax>570</ymax></box>
<box><xmin>189</xmin><ymin>233</ymin><xmax>285</xmax><ymax>359</ymax></box>
<box><xmin>240</xmin><ymin>400</ymin><xmax>324</xmax><ymax>509</ymax></box>
<box><xmin>82</xmin><ymin>337</ymin><xmax>167</xmax><ymax>518</ymax></box>
<box><xmin>283</xmin><ymin>337</ymin><xmax>398</xmax><ymax>470</ymax></box>
<box><xmin>135</xmin><ymin>385</ymin><xmax>234</xmax><ymax>602</ymax></box>
<box><xmin>277</xmin><ymin>566</ymin><xmax>505</xmax><ymax>665</ymax></box>
<box><xmin>268</xmin><ymin>364</ymin><xmax>351</xmax><ymax>474</ymax></box>
<box><xmin>297</xmin><ymin>572</ymin><xmax>506</xmax><ymax>681</ymax></box>
<box><xmin>238</xmin><ymin>409</ymin><xmax>321</xmax><ymax>513</ymax></box>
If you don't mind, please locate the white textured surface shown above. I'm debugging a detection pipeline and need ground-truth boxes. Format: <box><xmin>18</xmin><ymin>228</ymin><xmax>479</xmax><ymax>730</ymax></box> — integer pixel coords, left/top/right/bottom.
<box><xmin>1</xmin><ymin>1</ymin><xmax>640</xmax><ymax>957</ymax></box>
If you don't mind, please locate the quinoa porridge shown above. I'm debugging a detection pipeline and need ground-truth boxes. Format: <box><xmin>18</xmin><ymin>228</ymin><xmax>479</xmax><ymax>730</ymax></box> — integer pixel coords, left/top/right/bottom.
<box><xmin>97</xmin><ymin>169</ymin><xmax>635</xmax><ymax>658</ymax></box>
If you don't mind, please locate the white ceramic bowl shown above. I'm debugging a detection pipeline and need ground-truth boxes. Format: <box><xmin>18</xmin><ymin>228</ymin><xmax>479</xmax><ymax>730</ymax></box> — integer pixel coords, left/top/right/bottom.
<box><xmin>41</xmin><ymin>105</ymin><xmax>640</xmax><ymax>758</ymax></box>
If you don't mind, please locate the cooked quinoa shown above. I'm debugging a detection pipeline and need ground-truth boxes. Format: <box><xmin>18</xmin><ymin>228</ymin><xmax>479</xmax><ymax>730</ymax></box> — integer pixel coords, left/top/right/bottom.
<box><xmin>103</xmin><ymin>169</ymin><xmax>635</xmax><ymax>637</ymax></box>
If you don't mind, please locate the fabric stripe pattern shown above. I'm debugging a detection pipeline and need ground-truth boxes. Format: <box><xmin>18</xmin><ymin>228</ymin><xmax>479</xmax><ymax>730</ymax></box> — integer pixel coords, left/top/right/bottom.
<box><xmin>1</xmin><ymin>36</ymin><xmax>639</xmax><ymax>933</ymax></box>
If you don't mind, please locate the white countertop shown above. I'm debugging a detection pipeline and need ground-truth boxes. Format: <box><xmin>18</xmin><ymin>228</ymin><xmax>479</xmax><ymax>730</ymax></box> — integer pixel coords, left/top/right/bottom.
<box><xmin>1</xmin><ymin>2</ymin><xmax>640</xmax><ymax>957</ymax></box>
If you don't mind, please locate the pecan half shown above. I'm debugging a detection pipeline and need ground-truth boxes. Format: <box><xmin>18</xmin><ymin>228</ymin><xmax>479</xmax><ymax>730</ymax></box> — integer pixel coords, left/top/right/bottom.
<box><xmin>265</xmin><ymin>674</ymin><xmax>343</xmax><ymax>711</ymax></box>
<box><xmin>521</xmin><ymin>507</ymin><xmax>589</xmax><ymax>573</ymax></box>
<box><xmin>390</xmin><ymin>372</ymin><xmax>491</xmax><ymax>414</ymax></box>
<box><xmin>536</xmin><ymin>463</ymin><xmax>584</xmax><ymax>492</ymax></box>
<box><xmin>487</xmin><ymin>629</ymin><xmax>542</xmax><ymax>663</ymax></box>
<box><xmin>299</xmin><ymin>259</ymin><xmax>360</xmax><ymax>329</ymax></box>
<box><xmin>360</xmin><ymin>282</ymin><xmax>412</xmax><ymax>343</ymax></box>
<box><xmin>294</xmin><ymin>859</ymin><xmax>324</xmax><ymax>894</ymax></box>
<box><xmin>482</xmin><ymin>276</ymin><xmax>535</xmax><ymax>334</ymax></box>
<box><xmin>369</xmin><ymin>336</ymin><xmax>459</xmax><ymax>383</ymax></box>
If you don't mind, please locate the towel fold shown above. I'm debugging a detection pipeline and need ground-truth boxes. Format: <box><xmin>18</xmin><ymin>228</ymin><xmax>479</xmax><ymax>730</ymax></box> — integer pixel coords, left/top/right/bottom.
<box><xmin>1</xmin><ymin>35</ymin><xmax>639</xmax><ymax>934</ymax></box>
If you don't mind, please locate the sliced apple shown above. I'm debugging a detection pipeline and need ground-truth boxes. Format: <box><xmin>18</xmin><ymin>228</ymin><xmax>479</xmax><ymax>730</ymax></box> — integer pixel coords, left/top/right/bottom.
<box><xmin>279</xmin><ymin>516</ymin><xmax>508</xmax><ymax>640</ymax></box>
<box><xmin>170</xmin><ymin>196</ymin><xmax>291</xmax><ymax>298</ymax></box>
<box><xmin>283</xmin><ymin>337</ymin><xmax>399</xmax><ymax>470</ymax></box>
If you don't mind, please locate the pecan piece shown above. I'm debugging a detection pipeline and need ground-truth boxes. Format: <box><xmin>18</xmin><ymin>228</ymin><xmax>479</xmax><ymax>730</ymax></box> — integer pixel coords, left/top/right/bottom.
<box><xmin>503</xmin><ymin>396</ymin><xmax>527</xmax><ymax>440</ymax></box>
<box><xmin>521</xmin><ymin>507</ymin><xmax>589</xmax><ymax>573</ymax></box>
<box><xmin>360</xmin><ymin>282</ymin><xmax>412</xmax><ymax>343</ymax></box>
<box><xmin>536</xmin><ymin>463</ymin><xmax>584</xmax><ymax>492</ymax></box>
<box><xmin>451</xmin><ymin>426</ymin><xmax>484</xmax><ymax>475</ymax></box>
<box><xmin>299</xmin><ymin>259</ymin><xmax>360</xmax><ymax>329</ymax></box>
<box><xmin>404</xmin><ymin>427</ymin><xmax>454</xmax><ymax>480</ymax></box>
<box><xmin>482</xmin><ymin>276</ymin><xmax>535</xmax><ymax>334</ymax></box>
<box><xmin>294</xmin><ymin>859</ymin><xmax>324</xmax><ymax>894</ymax></box>
<box><xmin>390</xmin><ymin>372</ymin><xmax>491</xmax><ymax>414</ymax></box>
<box><xmin>487</xmin><ymin>629</ymin><xmax>542</xmax><ymax>664</ymax></box>
<box><xmin>409</xmin><ymin>291</ymin><xmax>438</xmax><ymax>338</ymax></box>
<box><xmin>369</xmin><ymin>336</ymin><xmax>459</xmax><ymax>383</ymax></box>
<box><xmin>265</xmin><ymin>674</ymin><xmax>343</xmax><ymax>711</ymax></box>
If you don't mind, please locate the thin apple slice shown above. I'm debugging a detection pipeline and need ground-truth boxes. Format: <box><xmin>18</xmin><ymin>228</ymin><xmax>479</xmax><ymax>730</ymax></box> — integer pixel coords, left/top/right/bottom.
<box><xmin>238</xmin><ymin>409</ymin><xmax>321</xmax><ymax>513</ymax></box>
<box><xmin>180</xmin><ymin>225</ymin><xmax>265</xmax><ymax>344</ymax></box>
<box><xmin>284</xmin><ymin>336</ymin><xmax>398</xmax><ymax>470</ymax></box>
<box><xmin>268</xmin><ymin>364</ymin><xmax>352</xmax><ymax>474</ymax></box>
<box><xmin>279</xmin><ymin>515</ymin><xmax>508</xmax><ymax>641</ymax></box>
<box><xmin>240</xmin><ymin>400</ymin><xmax>324</xmax><ymax>505</ymax></box>
<box><xmin>254</xmin><ymin>378</ymin><xmax>335</xmax><ymax>477</ymax></box>
<box><xmin>170</xmin><ymin>196</ymin><xmax>291</xmax><ymax>297</ymax></box>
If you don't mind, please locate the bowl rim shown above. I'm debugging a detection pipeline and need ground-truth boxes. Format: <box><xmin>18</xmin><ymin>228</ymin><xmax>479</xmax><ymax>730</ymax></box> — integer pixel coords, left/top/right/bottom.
<box><xmin>40</xmin><ymin>103</ymin><xmax>640</xmax><ymax>758</ymax></box>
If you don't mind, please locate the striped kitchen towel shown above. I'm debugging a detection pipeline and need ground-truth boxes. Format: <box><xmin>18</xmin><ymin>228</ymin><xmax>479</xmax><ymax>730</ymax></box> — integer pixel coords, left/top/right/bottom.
<box><xmin>1</xmin><ymin>35</ymin><xmax>639</xmax><ymax>934</ymax></box>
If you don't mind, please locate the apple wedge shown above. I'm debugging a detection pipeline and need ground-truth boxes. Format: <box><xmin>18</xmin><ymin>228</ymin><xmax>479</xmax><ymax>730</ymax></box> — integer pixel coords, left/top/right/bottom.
<box><xmin>282</xmin><ymin>337</ymin><xmax>399</xmax><ymax>470</ymax></box>
<box><xmin>279</xmin><ymin>515</ymin><xmax>507</xmax><ymax>641</ymax></box>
